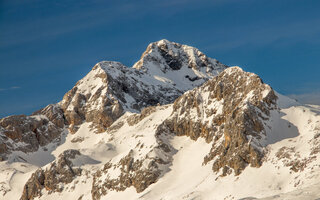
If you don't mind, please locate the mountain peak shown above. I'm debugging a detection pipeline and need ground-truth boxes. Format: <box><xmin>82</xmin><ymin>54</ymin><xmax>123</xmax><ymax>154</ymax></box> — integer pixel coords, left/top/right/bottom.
<box><xmin>154</xmin><ymin>38</ymin><xmax>171</xmax><ymax>45</ymax></box>
<box><xmin>133</xmin><ymin>39</ymin><xmax>227</xmax><ymax>73</ymax></box>
<box><xmin>54</xmin><ymin>41</ymin><xmax>228</xmax><ymax>134</ymax></box>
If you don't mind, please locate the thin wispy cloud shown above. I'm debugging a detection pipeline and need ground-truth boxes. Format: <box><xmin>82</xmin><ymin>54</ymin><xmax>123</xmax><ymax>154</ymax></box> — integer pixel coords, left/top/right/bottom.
<box><xmin>0</xmin><ymin>0</ymin><xmax>201</xmax><ymax>48</ymax></box>
<box><xmin>0</xmin><ymin>86</ymin><xmax>21</xmax><ymax>92</ymax></box>
<box><xmin>0</xmin><ymin>0</ymin><xmax>242</xmax><ymax>48</ymax></box>
<box><xmin>0</xmin><ymin>6</ymin><xmax>125</xmax><ymax>47</ymax></box>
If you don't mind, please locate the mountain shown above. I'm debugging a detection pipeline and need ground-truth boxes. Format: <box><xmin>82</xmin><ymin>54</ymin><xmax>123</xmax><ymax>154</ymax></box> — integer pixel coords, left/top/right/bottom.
<box><xmin>1</xmin><ymin>40</ymin><xmax>320</xmax><ymax>200</ymax></box>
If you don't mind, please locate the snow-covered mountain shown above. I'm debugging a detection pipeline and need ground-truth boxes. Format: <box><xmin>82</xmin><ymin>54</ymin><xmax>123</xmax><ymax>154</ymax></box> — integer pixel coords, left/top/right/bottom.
<box><xmin>1</xmin><ymin>40</ymin><xmax>320</xmax><ymax>200</ymax></box>
<box><xmin>61</xmin><ymin>39</ymin><xmax>227</xmax><ymax>133</ymax></box>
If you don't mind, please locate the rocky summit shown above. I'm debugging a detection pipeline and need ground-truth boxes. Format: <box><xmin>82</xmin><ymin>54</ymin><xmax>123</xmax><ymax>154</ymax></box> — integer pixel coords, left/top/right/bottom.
<box><xmin>1</xmin><ymin>40</ymin><xmax>320</xmax><ymax>200</ymax></box>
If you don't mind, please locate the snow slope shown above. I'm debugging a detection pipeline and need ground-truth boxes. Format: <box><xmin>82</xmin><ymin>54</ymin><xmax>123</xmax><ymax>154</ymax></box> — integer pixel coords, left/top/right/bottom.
<box><xmin>98</xmin><ymin>97</ymin><xmax>320</xmax><ymax>200</ymax></box>
<box><xmin>2</xmin><ymin>93</ymin><xmax>320</xmax><ymax>200</ymax></box>
<box><xmin>2</xmin><ymin>82</ymin><xmax>320</xmax><ymax>200</ymax></box>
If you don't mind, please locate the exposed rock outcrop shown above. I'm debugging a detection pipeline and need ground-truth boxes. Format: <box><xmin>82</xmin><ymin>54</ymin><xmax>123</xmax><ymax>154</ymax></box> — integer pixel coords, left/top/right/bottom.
<box><xmin>0</xmin><ymin>104</ymin><xmax>66</xmax><ymax>160</ymax></box>
<box><xmin>133</xmin><ymin>39</ymin><xmax>226</xmax><ymax>76</ymax></box>
<box><xmin>20</xmin><ymin>150</ymin><xmax>82</xmax><ymax>200</ymax></box>
<box><xmin>160</xmin><ymin>67</ymin><xmax>277</xmax><ymax>175</ymax></box>
<box><xmin>91</xmin><ymin>129</ymin><xmax>173</xmax><ymax>200</ymax></box>
<box><xmin>92</xmin><ymin>152</ymin><xmax>160</xmax><ymax>199</ymax></box>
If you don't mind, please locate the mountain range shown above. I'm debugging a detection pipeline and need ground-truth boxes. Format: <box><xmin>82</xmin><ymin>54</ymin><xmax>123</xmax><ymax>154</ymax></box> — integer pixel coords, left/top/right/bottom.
<box><xmin>1</xmin><ymin>39</ymin><xmax>320</xmax><ymax>200</ymax></box>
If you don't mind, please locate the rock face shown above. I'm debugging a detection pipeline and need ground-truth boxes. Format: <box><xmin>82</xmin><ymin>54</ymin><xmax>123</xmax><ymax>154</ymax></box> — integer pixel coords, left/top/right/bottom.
<box><xmin>60</xmin><ymin>39</ymin><xmax>227</xmax><ymax>133</ymax></box>
<box><xmin>161</xmin><ymin>67</ymin><xmax>277</xmax><ymax>175</ymax></box>
<box><xmin>91</xmin><ymin>149</ymin><xmax>168</xmax><ymax>200</ymax></box>
<box><xmin>91</xmin><ymin>111</ymin><xmax>174</xmax><ymax>200</ymax></box>
<box><xmin>20</xmin><ymin>150</ymin><xmax>82</xmax><ymax>200</ymax></box>
<box><xmin>0</xmin><ymin>104</ymin><xmax>65</xmax><ymax>160</ymax></box>
<box><xmin>133</xmin><ymin>39</ymin><xmax>226</xmax><ymax>78</ymax></box>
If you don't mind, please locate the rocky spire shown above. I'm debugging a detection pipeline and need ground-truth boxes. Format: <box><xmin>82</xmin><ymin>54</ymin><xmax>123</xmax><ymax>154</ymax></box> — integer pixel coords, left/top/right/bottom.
<box><xmin>133</xmin><ymin>39</ymin><xmax>226</xmax><ymax>73</ymax></box>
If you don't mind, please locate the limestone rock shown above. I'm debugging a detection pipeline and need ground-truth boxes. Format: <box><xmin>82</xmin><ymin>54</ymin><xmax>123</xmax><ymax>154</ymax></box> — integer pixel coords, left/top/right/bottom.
<box><xmin>20</xmin><ymin>150</ymin><xmax>82</xmax><ymax>200</ymax></box>
<box><xmin>0</xmin><ymin>104</ymin><xmax>65</xmax><ymax>159</ymax></box>
<box><xmin>161</xmin><ymin>67</ymin><xmax>277</xmax><ymax>175</ymax></box>
<box><xmin>91</xmin><ymin>130</ymin><xmax>173</xmax><ymax>200</ymax></box>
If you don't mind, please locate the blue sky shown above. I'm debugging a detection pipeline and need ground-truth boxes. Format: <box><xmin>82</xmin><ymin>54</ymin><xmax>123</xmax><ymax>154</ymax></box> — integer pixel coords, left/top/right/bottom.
<box><xmin>1</xmin><ymin>0</ymin><xmax>320</xmax><ymax>117</ymax></box>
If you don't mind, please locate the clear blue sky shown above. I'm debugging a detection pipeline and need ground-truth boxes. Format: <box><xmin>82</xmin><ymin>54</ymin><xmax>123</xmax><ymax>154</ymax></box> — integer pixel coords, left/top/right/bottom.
<box><xmin>1</xmin><ymin>0</ymin><xmax>320</xmax><ymax>118</ymax></box>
